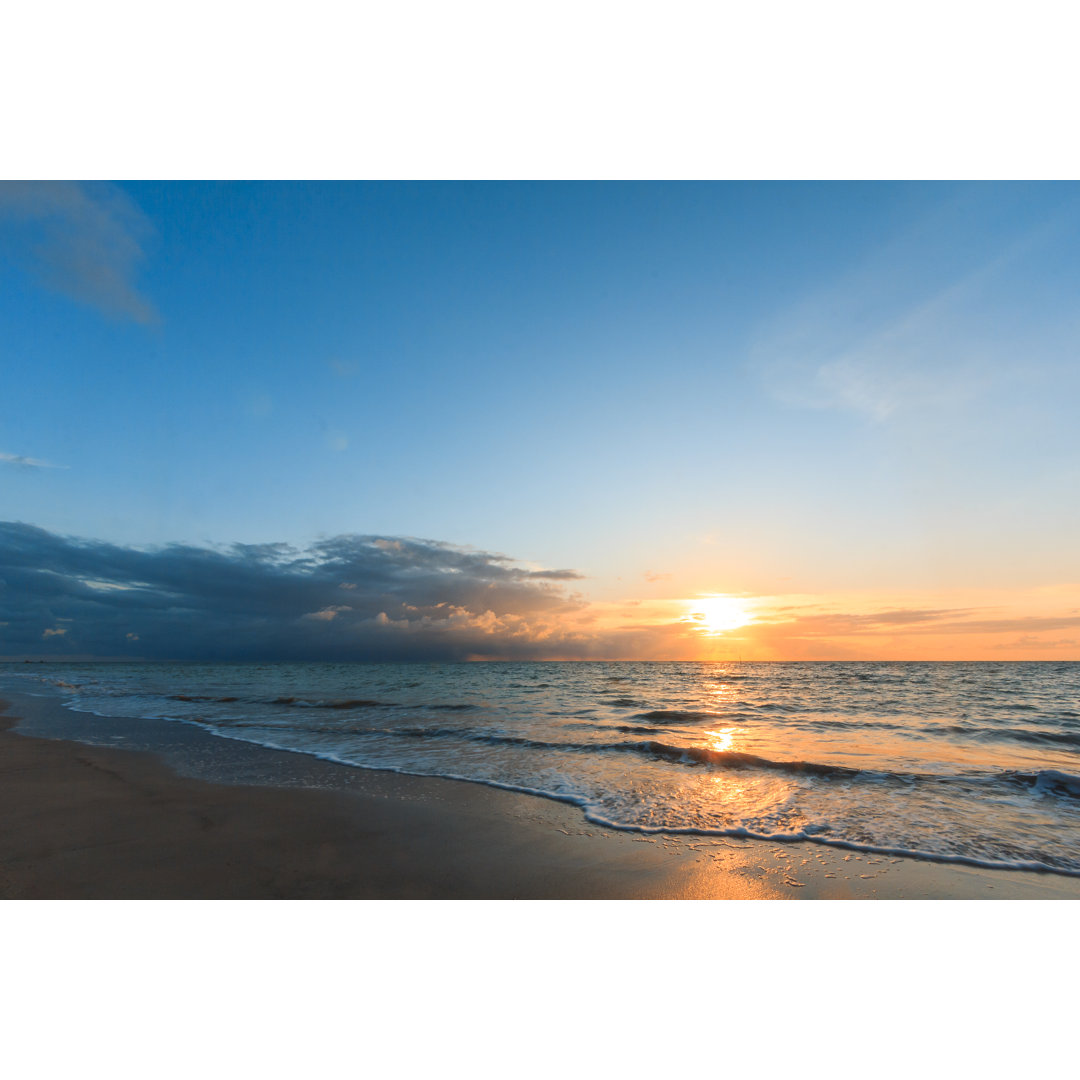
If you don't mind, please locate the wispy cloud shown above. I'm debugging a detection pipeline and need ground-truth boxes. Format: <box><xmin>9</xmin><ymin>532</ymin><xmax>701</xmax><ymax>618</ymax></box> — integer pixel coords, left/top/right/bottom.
<box><xmin>760</xmin><ymin>607</ymin><xmax>974</xmax><ymax>635</ymax></box>
<box><xmin>993</xmin><ymin>636</ymin><xmax>1078</xmax><ymax>651</ymax></box>
<box><xmin>329</xmin><ymin>359</ymin><xmax>361</xmax><ymax>376</ymax></box>
<box><xmin>750</xmin><ymin>191</ymin><xmax>1080</xmax><ymax>421</ymax></box>
<box><xmin>0</xmin><ymin>451</ymin><xmax>68</xmax><ymax>470</ymax></box>
<box><xmin>739</xmin><ymin>596</ymin><xmax>1080</xmax><ymax>659</ymax></box>
<box><xmin>0</xmin><ymin>181</ymin><xmax>157</xmax><ymax>323</ymax></box>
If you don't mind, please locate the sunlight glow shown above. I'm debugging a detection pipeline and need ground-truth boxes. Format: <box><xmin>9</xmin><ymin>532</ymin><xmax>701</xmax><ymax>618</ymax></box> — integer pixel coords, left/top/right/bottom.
<box><xmin>686</xmin><ymin>595</ymin><xmax>753</xmax><ymax>634</ymax></box>
<box><xmin>704</xmin><ymin>728</ymin><xmax>737</xmax><ymax>752</ymax></box>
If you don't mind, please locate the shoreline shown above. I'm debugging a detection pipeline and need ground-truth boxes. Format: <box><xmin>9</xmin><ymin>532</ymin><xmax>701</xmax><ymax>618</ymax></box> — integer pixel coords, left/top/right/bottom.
<box><xmin>3</xmin><ymin>690</ymin><xmax>1080</xmax><ymax>899</ymax></box>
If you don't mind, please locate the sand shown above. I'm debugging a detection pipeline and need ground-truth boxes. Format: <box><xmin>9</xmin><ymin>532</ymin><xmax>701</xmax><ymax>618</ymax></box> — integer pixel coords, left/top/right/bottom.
<box><xmin>3</xmin><ymin>694</ymin><xmax>1080</xmax><ymax>900</ymax></box>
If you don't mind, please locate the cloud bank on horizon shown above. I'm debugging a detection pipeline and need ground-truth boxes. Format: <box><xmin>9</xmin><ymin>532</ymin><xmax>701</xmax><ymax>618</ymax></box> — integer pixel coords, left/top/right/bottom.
<box><xmin>0</xmin><ymin>522</ymin><xmax>607</xmax><ymax>661</ymax></box>
<box><xmin>3</xmin><ymin>523</ymin><xmax>1078</xmax><ymax>662</ymax></box>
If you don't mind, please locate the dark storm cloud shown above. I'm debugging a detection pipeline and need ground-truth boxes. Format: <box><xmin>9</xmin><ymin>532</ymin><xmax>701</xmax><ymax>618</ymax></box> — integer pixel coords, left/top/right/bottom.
<box><xmin>0</xmin><ymin>523</ymin><xmax>585</xmax><ymax>661</ymax></box>
<box><xmin>0</xmin><ymin>181</ymin><xmax>157</xmax><ymax>323</ymax></box>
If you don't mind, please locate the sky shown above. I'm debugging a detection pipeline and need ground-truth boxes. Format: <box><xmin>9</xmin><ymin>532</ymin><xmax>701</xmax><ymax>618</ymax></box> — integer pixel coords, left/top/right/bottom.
<box><xmin>2</xmin><ymin>180</ymin><xmax>1079</xmax><ymax>661</ymax></box>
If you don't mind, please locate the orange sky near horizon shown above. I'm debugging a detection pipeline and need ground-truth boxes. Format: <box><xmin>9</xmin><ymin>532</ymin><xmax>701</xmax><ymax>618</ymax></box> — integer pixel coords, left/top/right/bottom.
<box><xmin>537</xmin><ymin>583</ymin><xmax>1080</xmax><ymax>662</ymax></box>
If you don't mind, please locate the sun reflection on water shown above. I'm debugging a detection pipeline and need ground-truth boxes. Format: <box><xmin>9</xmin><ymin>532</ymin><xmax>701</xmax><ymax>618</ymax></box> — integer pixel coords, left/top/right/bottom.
<box><xmin>704</xmin><ymin>727</ymin><xmax>737</xmax><ymax>752</ymax></box>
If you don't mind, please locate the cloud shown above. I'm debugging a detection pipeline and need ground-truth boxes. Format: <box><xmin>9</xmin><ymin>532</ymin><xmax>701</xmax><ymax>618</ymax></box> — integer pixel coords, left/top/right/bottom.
<box><xmin>993</xmin><ymin>635</ymin><xmax>1078</xmax><ymax>651</ymax></box>
<box><xmin>242</xmin><ymin>392</ymin><xmax>273</xmax><ymax>418</ymax></box>
<box><xmin>329</xmin><ymin>359</ymin><xmax>360</xmax><ymax>376</ymax></box>
<box><xmin>0</xmin><ymin>181</ymin><xmax>157</xmax><ymax>323</ymax></box>
<box><xmin>923</xmin><ymin>615</ymin><xmax>1080</xmax><ymax>635</ymax></box>
<box><xmin>302</xmin><ymin>605</ymin><xmax>352</xmax><ymax>621</ymax></box>
<box><xmin>0</xmin><ymin>522</ymin><xmax>592</xmax><ymax>661</ymax></box>
<box><xmin>753</xmin><ymin>264</ymin><xmax>1002</xmax><ymax>421</ymax></box>
<box><xmin>0</xmin><ymin>452</ymin><xmax>68</xmax><ymax>470</ymax></box>
<box><xmin>750</xmin><ymin>607</ymin><xmax>970</xmax><ymax>638</ymax></box>
<box><xmin>740</xmin><ymin>601</ymin><xmax>1080</xmax><ymax>661</ymax></box>
<box><xmin>749</xmin><ymin>192</ymin><xmax>1079</xmax><ymax>422</ymax></box>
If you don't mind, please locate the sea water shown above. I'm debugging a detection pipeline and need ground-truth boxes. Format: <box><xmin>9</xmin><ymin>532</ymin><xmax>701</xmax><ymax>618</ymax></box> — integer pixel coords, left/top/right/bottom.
<box><xmin>3</xmin><ymin>660</ymin><xmax>1079</xmax><ymax>875</ymax></box>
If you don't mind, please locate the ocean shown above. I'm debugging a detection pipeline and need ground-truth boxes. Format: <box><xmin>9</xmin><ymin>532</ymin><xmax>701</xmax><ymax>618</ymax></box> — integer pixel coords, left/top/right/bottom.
<box><xmin>3</xmin><ymin>660</ymin><xmax>1080</xmax><ymax>877</ymax></box>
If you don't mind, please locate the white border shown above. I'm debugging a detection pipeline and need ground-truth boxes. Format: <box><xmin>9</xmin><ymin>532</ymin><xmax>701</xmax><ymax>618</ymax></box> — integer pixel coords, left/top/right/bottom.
<box><xmin>4</xmin><ymin>2</ymin><xmax>1080</xmax><ymax>178</ymax></box>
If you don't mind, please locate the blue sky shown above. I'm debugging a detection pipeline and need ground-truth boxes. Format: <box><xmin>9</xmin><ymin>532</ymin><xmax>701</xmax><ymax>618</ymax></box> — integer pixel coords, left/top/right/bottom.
<box><xmin>3</xmin><ymin>181</ymin><xmax>1080</xmax><ymax>659</ymax></box>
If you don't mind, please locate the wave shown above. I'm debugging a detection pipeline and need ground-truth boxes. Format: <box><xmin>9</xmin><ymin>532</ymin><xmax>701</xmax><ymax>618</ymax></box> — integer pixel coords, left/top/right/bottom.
<box><xmin>638</xmin><ymin>740</ymin><xmax>876</xmax><ymax>779</ymax></box>
<box><xmin>994</xmin><ymin>728</ymin><xmax>1080</xmax><ymax>749</ymax></box>
<box><xmin>796</xmin><ymin>718</ymin><xmax>1080</xmax><ymax>750</ymax></box>
<box><xmin>1005</xmin><ymin>769</ymin><xmax>1080</xmax><ymax>798</ymax></box>
<box><xmin>575</xmin><ymin>807</ymin><xmax>1080</xmax><ymax>877</ymax></box>
<box><xmin>633</xmin><ymin>709</ymin><xmax>722</xmax><ymax>724</ymax></box>
<box><xmin>210</xmin><ymin>720</ymin><xmax>1080</xmax><ymax>801</ymax></box>
<box><xmin>268</xmin><ymin>696</ymin><xmax>395</xmax><ymax>709</ymax></box>
<box><xmin>32</xmin><ymin>675</ymin><xmax>1080</xmax><ymax>803</ymax></box>
<box><xmin>174</xmin><ymin>692</ymin><xmax>484</xmax><ymax>712</ymax></box>
<box><xmin>171</xmin><ymin>694</ymin><xmax>241</xmax><ymax>703</ymax></box>
<box><xmin>172</xmin><ymin>724</ymin><xmax>1080</xmax><ymax>879</ymax></box>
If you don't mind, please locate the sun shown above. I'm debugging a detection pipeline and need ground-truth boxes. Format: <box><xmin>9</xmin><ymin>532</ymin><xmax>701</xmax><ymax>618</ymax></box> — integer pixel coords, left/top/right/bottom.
<box><xmin>687</xmin><ymin>595</ymin><xmax>753</xmax><ymax>634</ymax></box>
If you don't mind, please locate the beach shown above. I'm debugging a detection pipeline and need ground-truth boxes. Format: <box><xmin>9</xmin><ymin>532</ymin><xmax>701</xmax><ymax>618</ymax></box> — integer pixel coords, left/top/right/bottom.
<box><xmin>3</xmin><ymin>692</ymin><xmax>1079</xmax><ymax>900</ymax></box>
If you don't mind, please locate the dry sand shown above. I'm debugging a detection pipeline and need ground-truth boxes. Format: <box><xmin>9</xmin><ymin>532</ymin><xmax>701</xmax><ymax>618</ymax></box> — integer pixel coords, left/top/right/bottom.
<box><xmin>3</xmin><ymin>695</ymin><xmax>1079</xmax><ymax>900</ymax></box>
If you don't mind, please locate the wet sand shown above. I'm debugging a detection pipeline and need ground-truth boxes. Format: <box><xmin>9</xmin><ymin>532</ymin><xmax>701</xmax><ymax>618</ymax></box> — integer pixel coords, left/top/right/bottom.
<box><xmin>3</xmin><ymin>695</ymin><xmax>1079</xmax><ymax>899</ymax></box>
